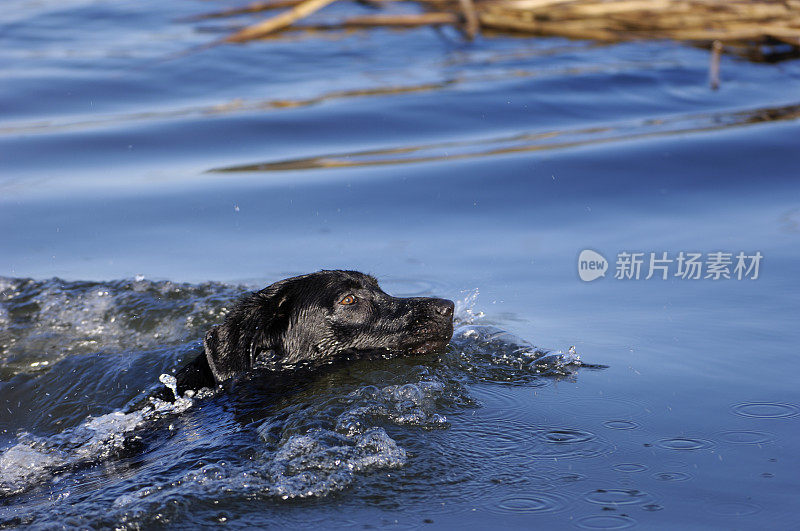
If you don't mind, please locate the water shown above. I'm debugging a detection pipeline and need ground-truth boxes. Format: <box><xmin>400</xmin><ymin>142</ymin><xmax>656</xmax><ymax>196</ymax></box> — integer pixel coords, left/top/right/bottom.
<box><xmin>1</xmin><ymin>0</ymin><xmax>800</xmax><ymax>527</ymax></box>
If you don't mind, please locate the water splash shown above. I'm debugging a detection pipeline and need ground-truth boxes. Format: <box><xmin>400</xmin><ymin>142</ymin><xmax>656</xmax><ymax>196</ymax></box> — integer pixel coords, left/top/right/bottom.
<box><xmin>0</xmin><ymin>276</ymin><xmax>591</xmax><ymax>521</ymax></box>
<box><xmin>0</xmin><ymin>375</ymin><xmax>202</xmax><ymax>498</ymax></box>
<box><xmin>0</xmin><ymin>276</ymin><xmax>245</xmax><ymax>376</ymax></box>
<box><xmin>449</xmin><ymin>325</ymin><xmax>583</xmax><ymax>382</ymax></box>
<box><xmin>454</xmin><ymin>288</ymin><xmax>484</xmax><ymax>325</ymax></box>
<box><xmin>268</xmin><ymin>427</ymin><xmax>407</xmax><ymax>499</ymax></box>
<box><xmin>335</xmin><ymin>381</ymin><xmax>450</xmax><ymax>436</ymax></box>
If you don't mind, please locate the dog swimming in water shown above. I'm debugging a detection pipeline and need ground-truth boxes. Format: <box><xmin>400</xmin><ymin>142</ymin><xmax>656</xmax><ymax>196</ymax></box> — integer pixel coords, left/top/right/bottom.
<box><xmin>159</xmin><ymin>270</ymin><xmax>455</xmax><ymax>399</ymax></box>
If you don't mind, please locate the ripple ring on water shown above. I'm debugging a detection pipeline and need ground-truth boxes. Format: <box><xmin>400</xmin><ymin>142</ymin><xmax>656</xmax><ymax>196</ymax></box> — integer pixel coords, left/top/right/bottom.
<box><xmin>603</xmin><ymin>420</ymin><xmax>639</xmax><ymax>430</ymax></box>
<box><xmin>716</xmin><ymin>430</ymin><xmax>774</xmax><ymax>444</ymax></box>
<box><xmin>731</xmin><ymin>402</ymin><xmax>800</xmax><ymax>419</ymax></box>
<box><xmin>656</xmin><ymin>437</ymin><xmax>714</xmax><ymax>451</ymax></box>
<box><xmin>612</xmin><ymin>463</ymin><xmax>648</xmax><ymax>473</ymax></box>
<box><xmin>486</xmin><ymin>492</ymin><xmax>571</xmax><ymax>515</ymax></box>
<box><xmin>574</xmin><ymin>514</ymin><xmax>637</xmax><ymax>529</ymax></box>
<box><xmin>584</xmin><ymin>488</ymin><xmax>655</xmax><ymax>506</ymax></box>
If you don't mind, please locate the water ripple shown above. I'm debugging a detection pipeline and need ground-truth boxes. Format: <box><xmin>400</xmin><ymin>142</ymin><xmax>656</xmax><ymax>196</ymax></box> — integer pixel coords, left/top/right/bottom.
<box><xmin>603</xmin><ymin>420</ymin><xmax>639</xmax><ymax>430</ymax></box>
<box><xmin>529</xmin><ymin>428</ymin><xmax>614</xmax><ymax>459</ymax></box>
<box><xmin>656</xmin><ymin>437</ymin><xmax>714</xmax><ymax>451</ymax></box>
<box><xmin>487</xmin><ymin>492</ymin><xmax>571</xmax><ymax>515</ymax></box>
<box><xmin>731</xmin><ymin>402</ymin><xmax>800</xmax><ymax>419</ymax></box>
<box><xmin>208</xmin><ymin>103</ymin><xmax>800</xmax><ymax>173</ymax></box>
<box><xmin>465</xmin><ymin>384</ymin><xmax>538</xmax><ymax>425</ymax></box>
<box><xmin>452</xmin><ymin>426</ymin><xmax>529</xmax><ymax>460</ymax></box>
<box><xmin>706</xmin><ymin>501</ymin><xmax>762</xmax><ymax>517</ymax></box>
<box><xmin>612</xmin><ymin>463</ymin><xmax>648</xmax><ymax>473</ymax></box>
<box><xmin>0</xmin><ymin>276</ymin><xmax>244</xmax><ymax>376</ymax></box>
<box><xmin>575</xmin><ymin>515</ymin><xmax>637</xmax><ymax>529</ymax></box>
<box><xmin>716</xmin><ymin>430</ymin><xmax>774</xmax><ymax>444</ymax></box>
<box><xmin>0</xmin><ymin>278</ymin><xmax>597</xmax><ymax>523</ymax></box>
<box><xmin>584</xmin><ymin>488</ymin><xmax>655</xmax><ymax>506</ymax></box>
<box><xmin>652</xmin><ymin>471</ymin><xmax>692</xmax><ymax>482</ymax></box>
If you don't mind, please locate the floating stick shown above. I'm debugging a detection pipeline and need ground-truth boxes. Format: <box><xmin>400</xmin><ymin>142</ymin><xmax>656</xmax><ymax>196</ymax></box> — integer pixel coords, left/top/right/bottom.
<box><xmin>225</xmin><ymin>0</ymin><xmax>340</xmax><ymax>42</ymax></box>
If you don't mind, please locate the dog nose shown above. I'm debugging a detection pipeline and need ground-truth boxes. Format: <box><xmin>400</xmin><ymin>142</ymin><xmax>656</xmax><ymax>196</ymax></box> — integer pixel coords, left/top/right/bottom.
<box><xmin>432</xmin><ymin>299</ymin><xmax>454</xmax><ymax>318</ymax></box>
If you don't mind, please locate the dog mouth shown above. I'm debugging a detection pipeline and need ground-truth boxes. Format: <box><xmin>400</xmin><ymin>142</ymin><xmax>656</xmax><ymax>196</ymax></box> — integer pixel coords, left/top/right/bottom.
<box><xmin>336</xmin><ymin>335</ymin><xmax>450</xmax><ymax>362</ymax></box>
<box><xmin>403</xmin><ymin>325</ymin><xmax>454</xmax><ymax>355</ymax></box>
<box><xmin>406</xmin><ymin>338</ymin><xmax>450</xmax><ymax>355</ymax></box>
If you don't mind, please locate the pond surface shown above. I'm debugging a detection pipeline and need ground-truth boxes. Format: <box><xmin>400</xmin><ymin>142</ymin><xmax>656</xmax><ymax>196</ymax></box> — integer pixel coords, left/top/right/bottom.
<box><xmin>1</xmin><ymin>0</ymin><xmax>800</xmax><ymax>528</ymax></box>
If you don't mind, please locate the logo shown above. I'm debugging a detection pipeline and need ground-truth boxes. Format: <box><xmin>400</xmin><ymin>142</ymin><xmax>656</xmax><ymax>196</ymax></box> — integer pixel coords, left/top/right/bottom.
<box><xmin>578</xmin><ymin>249</ymin><xmax>608</xmax><ymax>282</ymax></box>
<box><xmin>575</xmin><ymin>249</ymin><xmax>762</xmax><ymax>282</ymax></box>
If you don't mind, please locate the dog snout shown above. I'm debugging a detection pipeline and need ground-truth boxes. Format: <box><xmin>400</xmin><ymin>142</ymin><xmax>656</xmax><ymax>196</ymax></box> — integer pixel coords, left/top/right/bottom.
<box><xmin>431</xmin><ymin>298</ymin><xmax>455</xmax><ymax>319</ymax></box>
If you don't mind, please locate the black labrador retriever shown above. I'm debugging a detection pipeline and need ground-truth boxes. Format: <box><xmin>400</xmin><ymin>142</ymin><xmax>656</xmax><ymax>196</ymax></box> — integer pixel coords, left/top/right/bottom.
<box><xmin>160</xmin><ymin>270</ymin><xmax>455</xmax><ymax>399</ymax></box>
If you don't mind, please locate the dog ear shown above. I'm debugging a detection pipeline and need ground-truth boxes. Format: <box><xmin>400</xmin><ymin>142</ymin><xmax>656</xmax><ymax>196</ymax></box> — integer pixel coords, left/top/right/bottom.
<box><xmin>203</xmin><ymin>325</ymin><xmax>240</xmax><ymax>383</ymax></box>
<box><xmin>203</xmin><ymin>282</ymin><xmax>294</xmax><ymax>383</ymax></box>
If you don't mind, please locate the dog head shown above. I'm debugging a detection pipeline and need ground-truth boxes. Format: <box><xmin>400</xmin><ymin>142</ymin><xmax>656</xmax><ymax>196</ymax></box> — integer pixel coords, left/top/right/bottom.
<box><xmin>203</xmin><ymin>270</ymin><xmax>454</xmax><ymax>382</ymax></box>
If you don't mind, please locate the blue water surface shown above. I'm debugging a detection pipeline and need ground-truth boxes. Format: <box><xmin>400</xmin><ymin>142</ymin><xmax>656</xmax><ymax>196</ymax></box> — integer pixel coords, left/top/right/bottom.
<box><xmin>1</xmin><ymin>0</ymin><xmax>799</xmax><ymax>528</ymax></box>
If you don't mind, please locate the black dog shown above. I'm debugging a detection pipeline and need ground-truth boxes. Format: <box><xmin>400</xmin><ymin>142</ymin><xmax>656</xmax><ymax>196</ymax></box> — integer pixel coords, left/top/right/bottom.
<box><xmin>163</xmin><ymin>270</ymin><xmax>455</xmax><ymax>398</ymax></box>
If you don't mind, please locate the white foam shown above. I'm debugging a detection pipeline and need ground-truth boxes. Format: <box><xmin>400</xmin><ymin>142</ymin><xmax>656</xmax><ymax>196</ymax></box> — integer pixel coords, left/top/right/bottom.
<box><xmin>268</xmin><ymin>427</ymin><xmax>406</xmax><ymax>499</ymax></box>
<box><xmin>451</xmin><ymin>324</ymin><xmax>583</xmax><ymax>377</ymax></box>
<box><xmin>0</xmin><ymin>277</ymin><xmax>242</xmax><ymax>375</ymax></box>
<box><xmin>0</xmin><ymin>441</ymin><xmax>68</xmax><ymax>497</ymax></box>
<box><xmin>0</xmin><ymin>374</ymin><xmax>198</xmax><ymax>498</ymax></box>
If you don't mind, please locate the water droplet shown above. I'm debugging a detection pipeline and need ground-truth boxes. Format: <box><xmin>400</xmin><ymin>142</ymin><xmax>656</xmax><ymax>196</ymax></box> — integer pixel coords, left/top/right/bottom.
<box><xmin>159</xmin><ymin>373</ymin><xmax>178</xmax><ymax>400</ymax></box>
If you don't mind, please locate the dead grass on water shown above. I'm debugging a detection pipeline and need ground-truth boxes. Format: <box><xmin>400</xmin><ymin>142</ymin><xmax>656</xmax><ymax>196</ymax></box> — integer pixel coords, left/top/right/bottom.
<box><xmin>188</xmin><ymin>0</ymin><xmax>800</xmax><ymax>62</ymax></box>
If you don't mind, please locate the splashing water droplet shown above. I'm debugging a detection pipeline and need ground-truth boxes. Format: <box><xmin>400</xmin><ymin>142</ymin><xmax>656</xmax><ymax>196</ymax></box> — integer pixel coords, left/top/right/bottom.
<box><xmin>159</xmin><ymin>373</ymin><xmax>178</xmax><ymax>400</ymax></box>
<box><xmin>454</xmin><ymin>289</ymin><xmax>484</xmax><ymax>324</ymax></box>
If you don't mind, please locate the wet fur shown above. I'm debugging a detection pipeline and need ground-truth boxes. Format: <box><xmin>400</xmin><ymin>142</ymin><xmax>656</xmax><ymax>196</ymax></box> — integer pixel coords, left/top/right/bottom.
<box><xmin>163</xmin><ymin>270</ymin><xmax>454</xmax><ymax>398</ymax></box>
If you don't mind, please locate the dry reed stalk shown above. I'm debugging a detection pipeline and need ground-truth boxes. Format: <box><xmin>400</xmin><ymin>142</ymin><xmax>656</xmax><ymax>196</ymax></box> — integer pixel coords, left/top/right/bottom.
<box><xmin>558</xmin><ymin>1</ymin><xmax>678</xmax><ymax>17</ymax></box>
<box><xmin>193</xmin><ymin>0</ymin><xmax>447</xmax><ymax>20</ymax></box>
<box><xmin>497</xmin><ymin>0</ymin><xmax>577</xmax><ymax>10</ymax></box>
<box><xmin>189</xmin><ymin>0</ymin><xmax>307</xmax><ymax>20</ymax></box>
<box><xmin>298</xmin><ymin>12</ymin><xmax>459</xmax><ymax>27</ymax></box>
<box><xmin>709</xmin><ymin>39</ymin><xmax>723</xmax><ymax>89</ymax></box>
<box><xmin>458</xmin><ymin>0</ymin><xmax>481</xmax><ymax>38</ymax></box>
<box><xmin>478</xmin><ymin>12</ymin><xmax>623</xmax><ymax>40</ymax></box>
<box><xmin>211</xmin><ymin>0</ymin><xmax>800</xmax><ymax>55</ymax></box>
<box><xmin>225</xmin><ymin>0</ymin><xmax>340</xmax><ymax>41</ymax></box>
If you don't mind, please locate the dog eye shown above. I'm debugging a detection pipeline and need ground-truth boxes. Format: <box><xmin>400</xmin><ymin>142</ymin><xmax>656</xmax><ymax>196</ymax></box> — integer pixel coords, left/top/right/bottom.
<box><xmin>339</xmin><ymin>295</ymin><xmax>357</xmax><ymax>305</ymax></box>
